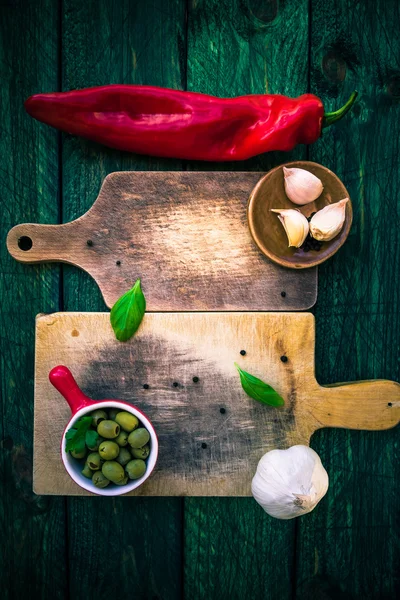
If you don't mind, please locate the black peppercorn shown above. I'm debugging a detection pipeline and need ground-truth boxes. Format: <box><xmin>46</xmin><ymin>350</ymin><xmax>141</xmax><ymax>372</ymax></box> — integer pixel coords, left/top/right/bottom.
<box><xmin>281</xmin><ymin>291</ymin><xmax>286</xmax><ymax>297</ymax></box>
<box><xmin>86</xmin><ymin>239</ymin><xmax>93</xmax><ymax>246</ymax></box>
<box><xmin>143</xmin><ymin>384</ymin><xmax>149</xmax><ymax>390</ymax></box>
<box><xmin>240</xmin><ymin>350</ymin><xmax>246</xmax><ymax>356</ymax></box>
<box><xmin>220</xmin><ymin>407</ymin><xmax>226</xmax><ymax>414</ymax></box>
<box><xmin>280</xmin><ymin>355</ymin><xmax>288</xmax><ymax>363</ymax></box>
<box><xmin>173</xmin><ymin>382</ymin><xmax>179</xmax><ymax>388</ymax></box>
<box><xmin>193</xmin><ymin>376</ymin><xmax>199</xmax><ymax>383</ymax></box>
<box><xmin>116</xmin><ymin>260</ymin><xmax>121</xmax><ymax>266</ymax></box>
<box><xmin>201</xmin><ymin>442</ymin><xmax>207</xmax><ymax>449</ymax></box>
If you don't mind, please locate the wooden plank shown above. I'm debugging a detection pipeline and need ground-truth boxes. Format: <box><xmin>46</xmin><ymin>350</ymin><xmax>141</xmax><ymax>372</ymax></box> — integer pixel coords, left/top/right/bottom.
<box><xmin>61</xmin><ymin>1</ymin><xmax>185</xmax><ymax>598</ymax></box>
<box><xmin>295</xmin><ymin>0</ymin><xmax>400</xmax><ymax>598</ymax></box>
<box><xmin>184</xmin><ymin>498</ymin><xmax>295</xmax><ymax>598</ymax></box>
<box><xmin>184</xmin><ymin>0</ymin><xmax>311</xmax><ymax>596</ymax></box>
<box><xmin>7</xmin><ymin>171</ymin><xmax>318</xmax><ymax>311</ymax></box>
<box><xmin>34</xmin><ymin>310</ymin><xmax>399</xmax><ymax>496</ymax></box>
<box><xmin>0</xmin><ymin>0</ymin><xmax>68</xmax><ymax>598</ymax></box>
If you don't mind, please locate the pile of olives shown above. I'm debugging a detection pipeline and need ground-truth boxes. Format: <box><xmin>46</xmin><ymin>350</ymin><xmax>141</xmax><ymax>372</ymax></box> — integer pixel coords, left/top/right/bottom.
<box><xmin>70</xmin><ymin>408</ymin><xmax>151</xmax><ymax>489</ymax></box>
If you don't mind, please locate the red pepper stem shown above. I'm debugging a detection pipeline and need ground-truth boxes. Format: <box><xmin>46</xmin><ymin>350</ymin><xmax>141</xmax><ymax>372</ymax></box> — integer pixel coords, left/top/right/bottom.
<box><xmin>322</xmin><ymin>91</ymin><xmax>358</xmax><ymax>128</ymax></box>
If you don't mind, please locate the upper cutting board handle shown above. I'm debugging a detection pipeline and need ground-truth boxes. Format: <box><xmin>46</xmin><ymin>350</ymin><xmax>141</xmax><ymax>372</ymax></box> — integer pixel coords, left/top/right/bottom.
<box><xmin>7</xmin><ymin>223</ymin><xmax>81</xmax><ymax>264</ymax></box>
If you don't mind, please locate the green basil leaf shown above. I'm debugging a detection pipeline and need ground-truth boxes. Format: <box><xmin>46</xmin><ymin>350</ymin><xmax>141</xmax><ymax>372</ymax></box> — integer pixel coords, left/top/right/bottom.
<box><xmin>85</xmin><ymin>430</ymin><xmax>99</xmax><ymax>448</ymax></box>
<box><xmin>234</xmin><ymin>362</ymin><xmax>284</xmax><ymax>407</ymax></box>
<box><xmin>65</xmin><ymin>416</ymin><xmax>93</xmax><ymax>453</ymax></box>
<box><xmin>110</xmin><ymin>279</ymin><xmax>146</xmax><ymax>342</ymax></box>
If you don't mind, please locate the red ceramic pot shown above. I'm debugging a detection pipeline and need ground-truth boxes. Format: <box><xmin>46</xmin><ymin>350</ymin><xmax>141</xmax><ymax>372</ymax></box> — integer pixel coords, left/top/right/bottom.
<box><xmin>50</xmin><ymin>365</ymin><xmax>158</xmax><ymax>496</ymax></box>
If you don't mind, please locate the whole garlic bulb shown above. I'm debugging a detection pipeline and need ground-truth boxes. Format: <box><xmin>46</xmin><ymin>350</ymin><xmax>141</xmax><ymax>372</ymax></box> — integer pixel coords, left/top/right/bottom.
<box><xmin>283</xmin><ymin>167</ymin><xmax>323</xmax><ymax>205</ymax></box>
<box><xmin>251</xmin><ymin>445</ymin><xmax>329</xmax><ymax>520</ymax></box>
<box><xmin>310</xmin><ymin>198</ymin><xmax>348</xmax><ymax>241</ymax></box>
<box><xmin>271</xmin><ymin>208</ymin><xmax>309</xmax><ymax>248</ymax></box>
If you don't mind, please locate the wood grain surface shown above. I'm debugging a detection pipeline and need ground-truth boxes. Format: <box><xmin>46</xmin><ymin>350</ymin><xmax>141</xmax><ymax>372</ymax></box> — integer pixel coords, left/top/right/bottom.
<box><xmin>297</xmin><ymin>1</ymin><xmax>400</xmax><ymax>598</ymax></box>
<box><xmin>61</xmin><ymin>2</ymin><xmax>185</xmax><ymax>599</ymax></box>
<box><xmin>2</xmin><ymin>0</ymin><xmax>400</xmax><ymax>599</ymax></box>
<box><xmin>184</xmin><ymin>1</ymin><xmax>311</xmax><ymax>596</ymax></box>
<box><xmin>7</xmin><ymin>171</ymin><xmax>317</xmax><ymax>311</ymax></box>
<box><xmin>34</xmin><ymin>312</ymin><xmax>399</xmax><ymax>496</ymax></box>
<box><xmin>0</xmin><ymin>1</ymin><xmax>68</xmax><ymax>598</ymax></box>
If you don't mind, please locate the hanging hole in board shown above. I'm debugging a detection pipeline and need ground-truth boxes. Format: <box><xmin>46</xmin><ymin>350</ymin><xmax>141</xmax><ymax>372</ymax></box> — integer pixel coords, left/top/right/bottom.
<box><xmin>18</xmin><ymin>236</ymin><xmax>33</xmax><ymax>251</ymax></box>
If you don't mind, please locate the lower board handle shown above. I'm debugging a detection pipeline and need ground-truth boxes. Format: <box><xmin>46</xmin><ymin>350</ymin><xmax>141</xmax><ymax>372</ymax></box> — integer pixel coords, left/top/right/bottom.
<box><xmin>310</xmin><ymin>379</ymin><xmax>400</xmax><ymax>431</ymax></box>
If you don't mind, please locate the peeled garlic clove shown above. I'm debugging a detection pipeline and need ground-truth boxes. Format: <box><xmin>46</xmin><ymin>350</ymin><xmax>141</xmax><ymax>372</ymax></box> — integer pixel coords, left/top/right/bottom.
<box><xmin>251</xmin><ymin>445</ymin><xmax>329</xmax><ymax>520</ymax></box>
<box><xmin>271</xmin><ymin>208</ymin><xmax>309</xmax><ymax>248</ymax></box>
<box><xmin>283</xmin><ymin>167</ymin><xmax>323</xmax><ymax>205</ymax></box>
<box><xmin>309</xmin><ymin>198</ymin><xmax>349</xmax><ymax>241</ymax></box>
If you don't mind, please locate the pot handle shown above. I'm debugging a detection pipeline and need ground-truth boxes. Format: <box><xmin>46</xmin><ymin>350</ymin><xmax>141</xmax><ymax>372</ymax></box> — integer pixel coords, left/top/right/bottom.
<box><xmin>49</xmin><ymin>365</ymin><xmax>94</xmax><ymax>414</ymax></box>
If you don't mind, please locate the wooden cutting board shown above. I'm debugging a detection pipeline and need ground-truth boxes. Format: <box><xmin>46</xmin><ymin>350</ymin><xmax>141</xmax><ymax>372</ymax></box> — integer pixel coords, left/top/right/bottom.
<box><xmin>7</xmin><ymin>172</ymin><xmax>317</xmax><ymax>311</ymax></box>
<box><xmin>34</xmin><ymin>312</ymin><xmax>400</xmax><ymax>496</ymax></box>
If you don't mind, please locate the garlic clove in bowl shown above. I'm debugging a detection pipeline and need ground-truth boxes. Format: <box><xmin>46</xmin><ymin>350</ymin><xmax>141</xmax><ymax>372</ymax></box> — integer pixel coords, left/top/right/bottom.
<box><xmin>251</xmin><ymin>445</ymin><xmax>329</xmax><ymax>519</ymax></box>
<box><xmin>271</xmin><ymin>208</ymin><xmax>309</xmax><ymax>248</ymax></box>
<box><xmin>283</xmin><ymin>166</ymin><xmax>323</xmax><ymax>205</ymax></box>
<box><xmin>310</xmin><ymin>198</ymin><xmax>349</xmax><ymax>241</ymax></box>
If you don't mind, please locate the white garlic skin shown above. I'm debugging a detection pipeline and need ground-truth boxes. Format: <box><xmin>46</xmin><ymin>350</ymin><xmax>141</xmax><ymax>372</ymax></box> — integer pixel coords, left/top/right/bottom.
<box><xmin>310</xmin><ymin>198</ymin><xmax>349</xmax><ymax>241</ymax></box>
<box><xmin>283</xmin><ymin>167</ymin><xmax>324</xmax><ymax>205</ymax></box>
<box><xmin>271</xmin><ymin>208</ymin><xmax>309</xmax><ymax>248</ymax></box>
<box><xmin>251</xmin><ymin>445</ymin><xmax>329</xmax><ymax>520</ymax></box>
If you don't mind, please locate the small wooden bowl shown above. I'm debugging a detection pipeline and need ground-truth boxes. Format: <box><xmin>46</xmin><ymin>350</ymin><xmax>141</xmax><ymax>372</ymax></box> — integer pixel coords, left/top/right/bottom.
<box><xmin>247</xmin><ymin>161</ymin><xmax>352</xmax><ymax>269</ymax></box>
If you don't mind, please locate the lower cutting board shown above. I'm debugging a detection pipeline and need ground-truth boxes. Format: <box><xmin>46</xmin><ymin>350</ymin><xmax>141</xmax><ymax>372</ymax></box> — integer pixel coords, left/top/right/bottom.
<box><xmin>7</xmin><ymin>171</ymin><xmax>316</xmax><ymax>311</ymax></box>
<box><xmin>34</xmin><ymin>312</ymin><xmax>400</xmax><ymax>496</ymax></box>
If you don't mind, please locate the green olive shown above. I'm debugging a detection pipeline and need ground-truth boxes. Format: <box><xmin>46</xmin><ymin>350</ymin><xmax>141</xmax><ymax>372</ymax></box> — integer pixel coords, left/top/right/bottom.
<box><xmin>92</xmin><ymin>471</ymin><xmax>110</xmax><ymax>488</ymax></box>
<box><xmin>97</xmin><ymin>420</ymin><xmax>120</xmax><ymax>439</ymax></box>
<box><xmin>81</xmin><ymin>463</ymin><xmax>93</xmax><ymax>479</ymax></box>
<box><xmin>126</xmin><ymin>459</ymin><xmax>146</xmax><ymax>480</ymax></box>
<box><xmin>102</xmin><ymin>460</ymin><xmax>125</xmax><ymax>484</ymax></box>
<box><xmin>116</xmin><ymin>447</ymin><xmax>132</xmax><ymax>466</ymax></box>
<box><xmin>115</xmin><ymin>431</ymin><xmax>129</xmax><ymax>447</ymax></box>
<box><xmin>87</xmin><ymin>452</ymin><xmax>102</xmax><ymax>471</ymax></box>
<box><xmin>71</xmin><ymin>447</ymin><xmax>87</xmax><ymax>459</ymax></box>
<box><xmin>115</xmin><ymin>411</ymin><xmax>139</xmax><ymax>433</ymax></box>
<box><xmin>131</xmin><ymin>444</ymin><xmax>150</xmax><ymax>459</ymax></box>
<box><xmin>114</xmin><ymin>476</ymin><xmax>129</xmax><ymax>486</ymax></box>
<box><xmin>90</xmin><ymin>409</ymin><xmax>108</xmax><ymax>427</ymax></box>
<box><xmin>99</xmin><ymin>441</ymin><xmax>120</xmax><ymax>461</ymax></box>
<box><xmin>108</xmin><ymin>408</ymin><xmax>119</xmax><ymax>420</ymax></box>
<box><xmin>128</xmin><ymin>428</ymin><xmax>150</xmax><ymax>449</ymax></box>
<box><xmin>87</xmin><ymin>435</ymin><xmax>104</xmax><ymax>452</ymax></box>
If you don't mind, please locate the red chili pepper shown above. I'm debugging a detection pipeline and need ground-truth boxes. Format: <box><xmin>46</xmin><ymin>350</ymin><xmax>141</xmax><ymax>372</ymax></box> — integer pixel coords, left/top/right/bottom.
<box><xmin>25</xmin><ymin>86</ymin><xmax>357</xmax><ymax>162</ymax></box>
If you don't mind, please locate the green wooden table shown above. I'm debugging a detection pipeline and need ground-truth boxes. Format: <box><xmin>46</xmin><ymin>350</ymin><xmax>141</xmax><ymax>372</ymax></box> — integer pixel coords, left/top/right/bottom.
<box><xmin>1</xmin><ymin>1</ymin><xmax>399</xmax><ymax>598</ymax></box>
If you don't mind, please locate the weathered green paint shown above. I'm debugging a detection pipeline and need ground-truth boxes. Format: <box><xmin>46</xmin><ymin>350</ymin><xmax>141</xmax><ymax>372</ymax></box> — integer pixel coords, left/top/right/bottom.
<box><xmin>1</xmin><ymin>0</ymin><xmax>399</xmax><ymax>598</ymax></box>
<box><xmin>0</xmin><ymin>0</ymin><xmax>67</xmax><ymax>598</ymax></box>
<box><xmin>62</xmin><ymin>1</ymin><xmax>185</xmax><ymax>598</ymax></box>
<box><xmin>296</xmin><ymin>1</ymin><xmax>400</xmax><ymax>597</ymax></box>
<box><xmin>186</xmin><ymin>0</ymin><xmax>309</xmax><ymax>172</ymax></box>
<box><xmin>184</xmin><ymin>1</ymin><xmax>308</xmax><ymax>597</ymax></box>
